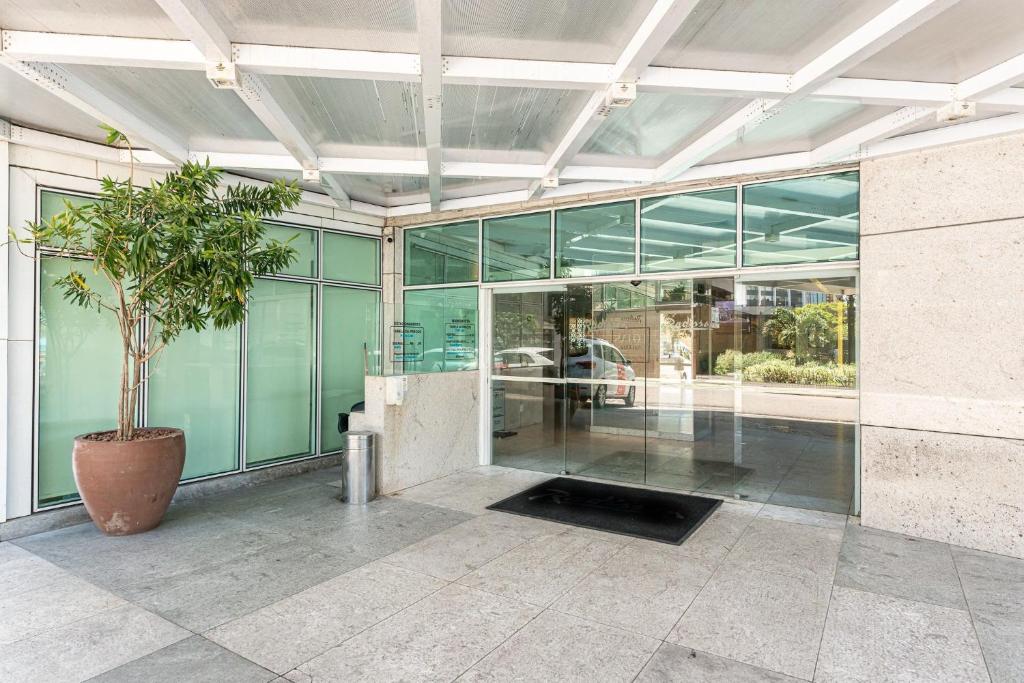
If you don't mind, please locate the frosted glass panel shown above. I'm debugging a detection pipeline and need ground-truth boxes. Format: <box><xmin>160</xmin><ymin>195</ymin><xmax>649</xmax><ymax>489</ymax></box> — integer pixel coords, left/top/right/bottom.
<box><xmin>323</xmin><ymin>232</ymin><xmax>380</xmax><ymax>285</ymax></box>
<box><xmin>37</xmin><ymin>256</ymin><xmax>121</xmax><ymax>507</ymax></box>
<box><xmin>262</xmin><ymin>223</ymin><xmax>318</xmax><ymax>278</ymax></box>
<box><xmin>148</xmin><ymin>325</ymin><xmax>241</xmax><ymax>480</ymax></box>
<box><xmin>321</xmin><ymin>286</ymin><xmax>380</xmax><ymax>452</ymax></box>
<box><xmin>403</xmin><ymin>286</ymin><xmax>478</xmax><ymax>373</ymax></box>
<box><xmin>245</xmin><ymin>279</ymin><xmax>316</xmax><ymax>465</ymax></box>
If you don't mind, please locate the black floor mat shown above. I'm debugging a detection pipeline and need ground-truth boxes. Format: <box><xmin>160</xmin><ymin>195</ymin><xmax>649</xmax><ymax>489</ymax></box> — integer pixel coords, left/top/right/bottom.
<box><xmin>487</xmin><ymin>477</ymin><xmax>722</xmax><ymax>545</ymax></box>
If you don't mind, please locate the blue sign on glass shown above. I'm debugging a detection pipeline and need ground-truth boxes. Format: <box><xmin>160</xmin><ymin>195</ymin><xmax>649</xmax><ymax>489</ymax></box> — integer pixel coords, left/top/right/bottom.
<box><xmin>392</xmin><ymin>323</ymin><xmax>424</xmax><ymax>362</ymax></box>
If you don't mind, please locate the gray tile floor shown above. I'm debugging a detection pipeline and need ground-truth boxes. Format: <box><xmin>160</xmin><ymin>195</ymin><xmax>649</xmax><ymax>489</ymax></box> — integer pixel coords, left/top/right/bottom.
<box><xmin>2</xmin><ymin>465</ymin><xmax>1021</xmax><ymax>682</ymax></box>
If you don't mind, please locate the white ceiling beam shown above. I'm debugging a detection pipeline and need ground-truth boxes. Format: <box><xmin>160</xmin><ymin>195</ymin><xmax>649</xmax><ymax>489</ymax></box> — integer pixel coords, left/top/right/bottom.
<box><xmin>234</xmin><ymin>72</ymin><xmax>317</xmax><ymax>170</ymax></box>
<box><xmin>414</xmin><ymin>0</ymin><xmax>444</xmax><ymax>210</ymax></box>
<box><xmin>0</xmin><ymin>58</ymin><xmax>188</xmax><ymax>162</ymax></box>
<box><xmin>812</xmin><ymin>49</ymin><xmax>1024</xmax><ymax>162</ymax></box>
<box><xmin>442</xmin><ymin>56</ymin><xmax>609</xmax><ymax>89</ymax></box>
<box><xmin>10</xmin><ymin>29</ymin><xmax>1024</xmax><ymax>112</ymax></box>
<box><xmin>152</xmin><ymin>1</ymin><xmax>346</xmax><ymax>205</ymax></box>
<box><xmin>152</xmin><ymin>0</ymin><xmax>231</xmax><ymax>62</ymax></box>
<box><xmin>656</xmin><ymin>0</ymin><xmax>961</xmax><ymax>181</ymax></box>
<box><xmin>319</xmin><ymin>173</ymin><xmax>351</xmax><ymax>208</ymax></box>
<box><xmin>530</xmin><ymin>0</ymin><xmax>701</xmax><ymax>198</ymax></box>
<box><xmin>234</xmin><ymin>43</ymin><xmax>420</xmax><ymax>81</ymax></box>
<box><xmin>0</xmin><ymin>30</ymin><xmax>204</xmax><ymax>70</ymax></box>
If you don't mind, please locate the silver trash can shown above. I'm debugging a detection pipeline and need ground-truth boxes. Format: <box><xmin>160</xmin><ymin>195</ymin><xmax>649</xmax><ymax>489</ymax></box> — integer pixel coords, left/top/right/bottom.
<box><xmin>341</xmin><ymin>431</ymin><xmax>377</xmax><ymax>504</ymax></box>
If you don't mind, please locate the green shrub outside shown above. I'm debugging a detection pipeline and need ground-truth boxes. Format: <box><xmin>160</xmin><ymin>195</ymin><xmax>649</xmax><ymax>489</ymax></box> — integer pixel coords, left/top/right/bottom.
<box><xmin>714</xmin><ymin>350</ymin><xmax>856</xmax><ymax>388</ymax></box>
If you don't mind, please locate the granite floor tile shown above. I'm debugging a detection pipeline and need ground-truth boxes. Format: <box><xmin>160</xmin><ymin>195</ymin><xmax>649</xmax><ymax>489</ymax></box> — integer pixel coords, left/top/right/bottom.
<box><xmin>458</xmin><ymin>608</ymin><xmax>659</xmax><ymax>682</ymax></box>
<box><xmin>814</xmin><ymin>586</ymin><xmax>989</xmax><ymax>682</ymax></box>
<box><xmin>206</xmin><ymin>561</ymin><xmax>447</xmax><ymax>674</ymax></box>
<box><xmin>458</xmin><ymin>528</ymin><xmax>625</xmax><ymax>607</ymax></box>
<box><xmin>669</xmin><ymin>565</ymin><xmax>832</xmax><ymax>680</ymax></box>
<box><xmin>636</xmin><ymin>643</ymin><xmax>802</xmax><ymax>682</ymax></box>
<box><xmin>836</xmin><ymin>524</ymin><xmax>966</xmax><ymax>609</ymax></box>
<box><xmin>0</xmin><ymin>603</ymin><xmax>189</xmax><ymax>683</ymax></box>
<box><xmin>86</xmin><ymin>635</ymin><xmax>276</xmax><ymax>683</ymax></box>
<box><xmin>0</xmin><ymin>543</ymin><xmax>71</xmax><ymax>598</ymax></box>
<box><xmin>757</xmin><ymin>503</ymin><xmax>849</xmax><ymax>530</ymax></box>
<box><xmin>292</xmin><ymin>584</ymin><xmax>540</xmax><ymax>682</ymax></box>
<box><xmin>552</xmin><ymin>543</ymin><xmax>715</xmax><ymax>639</ymax></box>
<box><xmin>953</xmin><ymin>546</ymin><xmax>1024</xmax><ymax>683</ymax></box>
<box><xmin>132</xmin><ymin>539</ymin><xmax>371</xmax><ymax>631</ymax></box>
<box><xmin>383</xmin><ymin>512</ymin><xmax>562</xmax><ymax>581</ymax></box>
<box><xmin>308</xmin><ymin>500</ymin><xmax>475</xmax><ymax>559</ymax></box>
<box><xmin>0</xmin><ymin>573</ymin><xmax>124</xmax><ymax>644</ymax></box>
<box><xmin>13</xmin><ymin>513</ymin><xmax>292</xmax><ymax>595</ymax></box>
<box><xmin>724</xmin><ymin>518</ymin><xmax>843</xmax><ymax>583</ymax></box>
<box><xmin>628</xmin><ymin>503</ymin><xmax>758</xmax><ymax>563</ymax></box>
<box><xmin>394</xmin><ymin>469</ymin><xmax>551</xmax><ymax>515</ymax></box>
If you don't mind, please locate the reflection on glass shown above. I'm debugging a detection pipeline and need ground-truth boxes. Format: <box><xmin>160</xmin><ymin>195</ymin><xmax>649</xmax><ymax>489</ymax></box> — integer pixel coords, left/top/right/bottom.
<box><xmin>321</xmin><ymin>286</ymin><xmax>380</xmax><ymax>452</ymax></box>
<box><xmin>402</xmin><ymin>286</ymin><xmax>478</xmax><ymax>373</ymax></box>
<box><xmin>640</xmin><ymin>187</ymin><xmax>737</xmax><ymax>272</ymax></box>
<box><xmin>404</xmin><ymin>221</ymin><xmax>479</xmax><ymax>285</ymax></box>
<box><xmin>743</xmin><ymin>170</ymin><xmax>860</xmax><ymax>266</ymax></box>
<box><xmin>732</xmin><ymin>276</ymin><xmax>857</xmax><ymax>388</ymax></box>
<box><xmin>245</xmin><ymin>279</ymin><xmax>316</xmax><ymax>465</ymax></box>
<box><xmin>262</xmin><ymin>223</ymin><xmax>318</xmax><ymax>278</ymax></box>
<box><xmin>492</xmin><ymin>289</ymin><xmax>563</xmax><ymax>378</ymax></box>
<box><xmin>483</xmin><ymin>212</ymin><xmax>551</xmax><ymax>282</ymax></box>
<box><xmin>487</xmin><ymin>275</ymin><xmax>857</xmax><ymax>515</ymax></box>
<box><xmin>492</xmin><ymin>379</ymin><xmax>566</xmax><ymax>474</ymax></box>
<box><xmin>149</xmin><ymin>324</ymin><xmax>241</xmax><ymax>480</ymax></box>
<box><xmin>37</xmin><ymin>256</ymin><xmax>121</xmax><ymax>506</ymax></box>
<box><xmin>323</xmin><ymin>232</ymin><xmax>380</xmax><ymax>285</ymax></box>
<box><xmin>555</xmin><ymin>201</ymin><xmax>635</xmax><ymax>278</ymax></box>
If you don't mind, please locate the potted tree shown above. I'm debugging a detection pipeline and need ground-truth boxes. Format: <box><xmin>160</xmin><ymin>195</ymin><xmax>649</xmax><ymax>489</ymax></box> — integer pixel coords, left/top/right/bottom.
<box><xmin>18</xmin><ymin>126</ymin><xmax>302</xmax><ymax>535</ymax></box>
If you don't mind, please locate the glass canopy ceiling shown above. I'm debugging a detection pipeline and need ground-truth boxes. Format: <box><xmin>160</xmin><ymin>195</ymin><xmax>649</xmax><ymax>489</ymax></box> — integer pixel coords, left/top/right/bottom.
<box><xmin>0</xmin><ymin>0</ymin><xmax>1022</xmax><ymax>215</ymax></box>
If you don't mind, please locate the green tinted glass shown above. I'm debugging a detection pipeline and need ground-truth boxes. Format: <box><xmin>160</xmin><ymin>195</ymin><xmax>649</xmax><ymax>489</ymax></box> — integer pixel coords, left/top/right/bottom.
<box><xmin>323</xmin><ymin>232</ymin><xmax>380</xmax><ymax>285</ymax></box>
<box><xmin>641</xmin><ymin>188</ymin><xmax>737</xmax><ymax>272</ymax></box>
<box><xmin>262</xmin><ymin>223</ymin><xmax>318</xmax><ymax>278</ymax></box>
<box><xmin>148</xmin><ymin>324</ymin><xmax>241</xmax><ymax>480</ymax></box>
<box><xmin>483</xmin><ymin>212</ymin><xmax>551</xmax><ymax>282</ymax></box>
<box><xmin>39</xmin><ymin>191</ymin><xmax>98</xmax><ymax>250</ymax></box>
<box><xmin>321</xmin><ymin>286</ymin><xmax>381</xmax><ymax>452</ymax></box>
<box><xmin>245</xmin><ymin>279</ymin><xmax>316</xmax><ymax>464</ymax></box>
<box><xmin>402</xmin><ymin>287</ymin><xmax>478</xmax><ymax>373</ymax></box>
<box><xmin>37</xmin><ymin>256</ymin><xmax>121</xmax><ymax>506</ymax></box>
<box><xmin>404</xmin><ymin>221</ymin><xmax>478</xmax><ymax>285</ymax></box>
<box><xmin>743</xmin><ymin>171</ymin><xmax>860</xmax><ymax>266</ymax></box>
<box><xmin>555</xmin><ymin>201</ymin><xmax>635</xmax><ymax>278</ymax></box>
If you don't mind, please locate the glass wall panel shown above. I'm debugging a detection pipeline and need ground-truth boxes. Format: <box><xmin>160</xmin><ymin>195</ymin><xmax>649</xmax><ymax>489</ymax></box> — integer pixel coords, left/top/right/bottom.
<box><xmin>39</xmin><ymin>191</ymin><xmax>97</xmax><ymax>249</ymax></box>
<box><xmin>402</xmin><ymin>286</ymin><xmax>478</xmax><ymax>373</ymax></box>
<box><xmin>640</xmin><ymin>188</ymin><xmax>737</xmax><ymax>272</ymax></box>
<box><xmin>148</xmin><ymin>325</ymin><xmax>241</xmax><ymax>480</ymax></box>
<box><xmin>483</xmin><ymin>212</ymin><xmax>551</xmax><ymax>282</ymax></box>
<box><xmin>37</xmin><ymin>256</ymin><xmax>121</xmax><ymax>506</ymax></box>
<box><xmin>555</xmin><ymin>201</ymin><xmax>636</xmax><ymax>278</ymax></box>
<box><xmin>404</xmin><ymin>221</ymin><xmax>478</xmax><ymax>285</ymax></box>
<box><xmin>321</xmin><ymin>286</ymin><xmax>381</xmax><ymax>452</ymax></box>
<box><xmin>245</xmin><ymin>278</ymin><xmax>316</xmax><ymax>465</ymax></box>
<box><xmin>323</xmin><ymin>232</ymin><xmax>380</xmax><ymax>285</ymax></box>
<box><xmin>262</xmin><ymin>223</ymin><xmax>318</xmax><ymax>278</ymax></box>
<box><xmin>743</xmin><ymin>171</ymin><xmax>860</xmax><ymax>266</ymax></box>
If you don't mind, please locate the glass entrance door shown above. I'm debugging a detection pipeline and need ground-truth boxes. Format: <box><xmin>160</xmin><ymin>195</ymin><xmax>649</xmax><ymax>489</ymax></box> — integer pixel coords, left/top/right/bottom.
<box><xmin>488</xmin><ymin>274</ymin><xmax>857</xmax><ymax>516</ymax></box>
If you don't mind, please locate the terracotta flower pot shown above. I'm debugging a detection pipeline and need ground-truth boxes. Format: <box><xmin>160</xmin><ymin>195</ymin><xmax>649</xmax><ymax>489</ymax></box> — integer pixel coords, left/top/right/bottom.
<box><xmin>72</xmin><ymin>428</ymin><xmax>186</xmax><ymax>536</ymax></box>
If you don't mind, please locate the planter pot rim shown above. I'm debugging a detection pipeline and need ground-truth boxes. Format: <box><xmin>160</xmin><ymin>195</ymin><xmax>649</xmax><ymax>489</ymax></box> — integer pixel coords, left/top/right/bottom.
<box><xmin>74</xmin><ymin>427</ymin><xmax>184</xmax><ymax>443</ymax></box>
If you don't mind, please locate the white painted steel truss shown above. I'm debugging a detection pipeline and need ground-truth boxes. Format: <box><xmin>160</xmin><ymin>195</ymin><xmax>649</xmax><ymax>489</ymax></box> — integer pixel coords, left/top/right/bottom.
<box><xmin>2</xmin><ymin>0</ymin><xmax>1024</xmax><ymax>217</ymax></box>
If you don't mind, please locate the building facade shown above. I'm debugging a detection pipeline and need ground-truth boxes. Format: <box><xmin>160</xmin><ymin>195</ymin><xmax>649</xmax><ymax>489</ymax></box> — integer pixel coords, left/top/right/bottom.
<box><xmin>2</xmin><ymin>131</ymin><xmax>1022</xmax><ymax>560</ymax></box>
